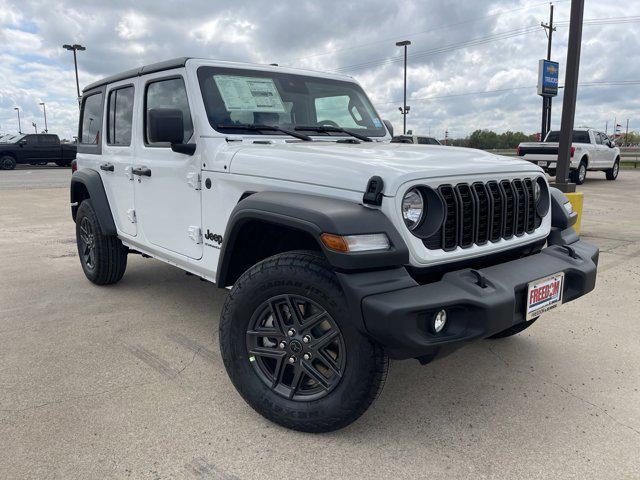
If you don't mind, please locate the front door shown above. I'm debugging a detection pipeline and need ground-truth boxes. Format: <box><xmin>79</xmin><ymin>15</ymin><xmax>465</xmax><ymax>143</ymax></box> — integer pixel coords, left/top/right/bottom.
<box><xmin>133</xmin><ymin>73</ymin><xmax>203</xmax><ymax>260</ymax></box>
<box><xmin>100</xmin><ymin>81</ymin><xmax>137</xmax><ymax>237</ymax></box>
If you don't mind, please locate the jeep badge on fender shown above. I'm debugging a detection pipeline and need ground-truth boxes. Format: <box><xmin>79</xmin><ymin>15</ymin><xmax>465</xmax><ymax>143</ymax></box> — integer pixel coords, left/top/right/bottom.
<box><xmin>70</xmin><ymin>57</ymin><xmax>599</xmax><ymax>433</ymax></box>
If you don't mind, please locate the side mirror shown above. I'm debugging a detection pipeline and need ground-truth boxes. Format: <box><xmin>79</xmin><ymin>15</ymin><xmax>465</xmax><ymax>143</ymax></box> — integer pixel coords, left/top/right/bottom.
<box><xmin>382</xmin><ymin>119</ymin><xmax>394</xmax><ymax>137</ymax></box>
<box><xmin>148</xmin><ymin>108</ymin><xmax>184</xmax><ymax>144</ymax></box>
<box><xmin>19</xmin><ymin>139</ymin><xmax>27</xmax><ymax>146</ymax></box>
<box><xmin>608</xmin><ymin>141</ymin><xmax>615</xmax><ymax>148</ymax></box>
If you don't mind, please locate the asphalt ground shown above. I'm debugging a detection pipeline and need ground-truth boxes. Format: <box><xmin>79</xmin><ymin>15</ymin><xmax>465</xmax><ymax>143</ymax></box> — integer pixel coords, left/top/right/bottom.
<box><xmin>1</xmin><ymin>168</ymin><xmax>639</xmax><ymax>479</ymax></box>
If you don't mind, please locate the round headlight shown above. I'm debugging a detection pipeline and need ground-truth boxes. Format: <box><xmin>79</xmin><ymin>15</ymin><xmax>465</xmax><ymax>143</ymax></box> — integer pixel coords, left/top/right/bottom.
<box><xmin>534</xmin><ymin>180</ymin><xmax>541</xmax><ymax>203</ymax></box>
<box><xmin>402</xmin><ymin>188</ymin><xmax>424</xmax><ymax>230</ymax></box>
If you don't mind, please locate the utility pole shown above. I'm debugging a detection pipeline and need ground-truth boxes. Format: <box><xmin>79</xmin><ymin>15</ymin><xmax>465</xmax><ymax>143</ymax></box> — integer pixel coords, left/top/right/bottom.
<box><xmin>396</xmin><ymin>40</ymin><xmax>411</xmax><ymax>134</ymax></box>
<box><xmin>32</xmin><ymin>122</ymin><xmax>38</xmax><ymax>134</ymax></box>
<box><xmin>13</xmin><ymin>107</ymin><xmax>21</xmax><ymax>133</ymax></box>
<box><xmin>63</xmin><ymin>44</ymin><xmax>86</xmax><ymax>107</ymax></box>
<box><xmin>624</xmin><ymin>119</ymin><xmax>629</xmax><ymax>146</ymax></box>
<box><xmin>605</xmin><ymin>120</ymin><xmax>608</xmax><ymax>135</ymax></box>
<box><xmin>555</xmin><ymin>0</ymin><xmax>584</xmax><ymax>193</ymax></box>
<box><xmin>39</xmin><ymin>102</ymin><xmax>48</xmax><ymax>133</ymax></box>
<box><xmin>541</xmin><ymin>3</ymin><xmax>555</xmax><ymax>138</ymax></box>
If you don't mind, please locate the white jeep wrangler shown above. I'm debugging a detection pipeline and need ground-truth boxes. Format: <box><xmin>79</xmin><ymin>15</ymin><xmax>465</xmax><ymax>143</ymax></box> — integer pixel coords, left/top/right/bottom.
<box><xmin>71</xmin><ymin>57</ymin><xmax>599</xmax><ymax>432</ymax></box>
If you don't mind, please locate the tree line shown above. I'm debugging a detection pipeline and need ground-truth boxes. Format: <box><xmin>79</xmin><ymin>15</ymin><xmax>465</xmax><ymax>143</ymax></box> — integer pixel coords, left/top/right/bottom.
<box><xmin>445</xmin><ymin>130</ymin><xmax>538</xmax><ymax>149</ymax></box>
<box><xmin>444</xmin><ymin>129</ymin><xmax>640</xmax><ymax>149</ymax></box>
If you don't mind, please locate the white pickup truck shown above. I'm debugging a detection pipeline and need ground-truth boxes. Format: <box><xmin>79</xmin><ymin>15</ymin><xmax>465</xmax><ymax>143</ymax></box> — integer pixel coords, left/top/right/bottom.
<box><xmin>517</xmin><ymin>128</ymin><xmax>620</xmax><ymax>184</ymax></box>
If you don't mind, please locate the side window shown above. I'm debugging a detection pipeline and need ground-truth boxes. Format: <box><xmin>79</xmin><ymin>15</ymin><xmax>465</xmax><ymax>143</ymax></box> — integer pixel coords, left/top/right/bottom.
<box><xmin>417</xmin><ymin>137</ymin><xmax>429</xmax><ymax>144</ymax></box>
<box><xmin>145</xmin><ymin>77</ymin><xmax>193</xmax><ymax>145</ymax></box>
<box><xmin>25</xmin><ymin>135</ymin><xmax>38</xmax><ymax>146</ymax></box>
<box><xmin>594</xmin><ymin>132</ymin><xmax>603</xmax><ymax>145</ymax></box>
<box><xmin>38</xmin><ymin>135</ymin><xmax>58</xmax><ymax>146</ymax></box>
<box><xmin>80</xmin><ymin>93</ymin><xmax>103</xmax><ymax>145</ymax></box>
<box><xmin>107</xmin><ymin>86</ymin><xmax>135</xmax><ymax>146</ymax></box>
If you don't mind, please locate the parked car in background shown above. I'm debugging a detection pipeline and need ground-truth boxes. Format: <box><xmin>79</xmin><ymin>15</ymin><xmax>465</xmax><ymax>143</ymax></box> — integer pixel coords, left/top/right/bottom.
<box><xmin>516</xmin><ymin>128</ymin><xmax>620</xmax><ymax>184</ymax></box>
<box><xmin>391</xmin><ymin>134</ymin><xmax>441</xmax><ymax>145</ymax></box>
<box><xmin>0</xmin><ymin>134</ymin><xmax>77</xmax><ymax>170</ymax></box>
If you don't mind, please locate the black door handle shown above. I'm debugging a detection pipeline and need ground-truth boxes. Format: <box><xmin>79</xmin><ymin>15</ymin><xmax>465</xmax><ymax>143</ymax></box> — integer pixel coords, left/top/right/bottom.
<box><xmin>100</xmin><ymin>163</ymin><xmax>114</xmax><ymax>172</ymax></box>
<box><xmin>132</xmin><ymin>166</ymin><xmax>151</xmax><ymax>177</ymax></box>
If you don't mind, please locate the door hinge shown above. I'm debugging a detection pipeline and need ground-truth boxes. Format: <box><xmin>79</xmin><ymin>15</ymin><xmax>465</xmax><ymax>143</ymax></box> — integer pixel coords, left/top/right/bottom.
<box><xmin>127</xmin><ymin>208</ymin><xmax>137</xmax><ymax>223</ymax></box>
<box><xmin>187</xmin><ymin>171</ymin><xmax>201</xmax><ymax>190</ymax></box>
<box><xmin>187</xmin><ymin>226</ymin><xmax>202</xmax><ymax>244</ymax></box>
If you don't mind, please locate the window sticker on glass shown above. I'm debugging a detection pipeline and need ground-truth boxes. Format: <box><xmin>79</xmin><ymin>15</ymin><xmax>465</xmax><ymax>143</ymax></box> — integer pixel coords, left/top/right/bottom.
<box><xmin>214</xmin><ymin>75</ymin><xmax>286</xmax><ymax>113</ymax></box>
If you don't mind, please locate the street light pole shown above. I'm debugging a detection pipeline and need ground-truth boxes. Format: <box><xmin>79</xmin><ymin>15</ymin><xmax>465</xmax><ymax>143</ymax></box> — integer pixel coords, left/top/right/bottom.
<box><xmin>63</xmin><ymin>44</ymin><xmax>86</xmax><ymax>107</ymax></box>
<box><xmin>32</xmin><ymin>122</ymin><xmax>38</xmax><ymax>134</ymax></box>
<box><xmin>13</xmin><ymin>107</ymin><xmax>21</xmax><ymax>134</ymax></box>
<box><xmin>396</xmin><ymin>40</ymin><xmax>411</xmax><ymax>134</ymax></box>
<box><xmin>39</xmin><ymin>102</ymin><xmax>48</xmax><ymax>133</ymax></box>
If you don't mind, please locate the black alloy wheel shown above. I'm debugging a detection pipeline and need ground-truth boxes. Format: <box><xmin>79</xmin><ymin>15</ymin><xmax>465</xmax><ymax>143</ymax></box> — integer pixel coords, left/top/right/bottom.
<box><xmin>246</xmin><ymin>294</ymin><xmax>346</xmax><ymax>401</ymax></box>
<box><xmin>78</xmin><ymin>216</ymin><xmax>96</xmax><ymax>271</ymax></box>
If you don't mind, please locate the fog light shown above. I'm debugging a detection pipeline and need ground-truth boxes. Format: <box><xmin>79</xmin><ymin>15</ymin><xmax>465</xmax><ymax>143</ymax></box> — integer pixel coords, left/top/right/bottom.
<box><xmin>432</xmin><ymin>309</ymin><xmax>447</xmax><ymax>333</ymax></box>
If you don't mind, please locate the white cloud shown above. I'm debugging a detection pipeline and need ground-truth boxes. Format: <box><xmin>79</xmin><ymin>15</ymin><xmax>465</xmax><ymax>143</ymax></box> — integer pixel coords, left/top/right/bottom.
<box><xmin>116</xmin><ymin>11</ymin><xmax>149</xmax><ymax>40</ymax></box>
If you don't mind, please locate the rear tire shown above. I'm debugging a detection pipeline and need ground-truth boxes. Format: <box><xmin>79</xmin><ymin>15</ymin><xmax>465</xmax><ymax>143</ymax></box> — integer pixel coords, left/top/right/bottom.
<box><xmin>605</xmin><ymin>158</ymin><xmax>619</xmax><ymax>180</ymax></box>
<box><xmin>488</xmin><ymin>318</ymin><xmax>538</xmax><ymax>339</ymax></box>
<box><xmin>75</xmin><ymin>199</ymin><xmax>127</xmax><ymax>285</ymax></box>
<box><xmin>570</xmin><ymin>160</ymin><xmax>587</xmax><ymax>185</ymax></box>
<box><xmin>219</xmin><ymin>251</ymin><xmax>388</xmax><ymax>432</ymax></box>
<box><xmin>0</xmin><ymin>155</ymin><xmax>16</xmax><ymax>170</ymax></box>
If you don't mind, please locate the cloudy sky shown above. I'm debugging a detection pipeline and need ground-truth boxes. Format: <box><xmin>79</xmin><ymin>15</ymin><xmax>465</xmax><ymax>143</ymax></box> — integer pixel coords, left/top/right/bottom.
<box><xmin>1</xmin><ymin>0</ymin><xmax>639</xmax><ymax>140</ymax></box>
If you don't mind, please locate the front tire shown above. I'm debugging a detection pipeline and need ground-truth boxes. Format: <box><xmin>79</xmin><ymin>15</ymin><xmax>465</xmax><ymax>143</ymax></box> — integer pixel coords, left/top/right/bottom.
<box><xmin>219</xmin><ymin>251</ymin><xmax>388</xmax><ymax>432</ymax></box>
<box><xmin>75</xmin><ymin>200</ymin><xmax>127</xmax><ymax>285</ymax></box>
<box><xmin>0</xmin><ymin>155</ymin><xmax>16</xmax><ymax>170</ymax></box>
<box><xmin>605</xmin><ymin>158</ymin><xmax>620</xmax><ymax>180</ymax></box>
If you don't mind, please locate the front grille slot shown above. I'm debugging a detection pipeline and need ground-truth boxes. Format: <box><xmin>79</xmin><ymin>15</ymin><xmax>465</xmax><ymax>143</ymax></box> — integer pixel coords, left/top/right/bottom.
<box><xmin>424</xmin><ymin>177</ymin><xmax>542</xmax><ymax>251</ymax></box>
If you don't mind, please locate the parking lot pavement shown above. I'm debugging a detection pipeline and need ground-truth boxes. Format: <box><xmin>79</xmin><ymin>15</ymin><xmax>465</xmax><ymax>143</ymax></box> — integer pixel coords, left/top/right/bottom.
<box><xmin>1</xmin><ymin>170</ymin><xmax>639</xmax><ymax>480</ymax></box>
<box><xmin>0</xmin><ymin>165</ymin><xmax>71</xmax><ymax>190</ymax></box>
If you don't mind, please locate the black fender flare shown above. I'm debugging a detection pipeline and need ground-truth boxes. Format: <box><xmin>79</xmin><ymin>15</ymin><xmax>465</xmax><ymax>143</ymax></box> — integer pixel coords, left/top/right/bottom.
<box><xmin>215</xmin><ymin>191</ymin><xmax>409</xmax><ymax>287</ymax></box>
<box><xmin>70</xmin><ymin>169</ymin><xmax>117</xmax><ymax>235</ymax></box>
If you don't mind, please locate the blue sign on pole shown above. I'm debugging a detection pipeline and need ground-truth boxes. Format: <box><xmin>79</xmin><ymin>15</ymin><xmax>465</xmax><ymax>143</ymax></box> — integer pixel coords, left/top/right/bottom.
<box><xmin>537</xmin><ymin>59</ymin><xmax>559</xmax><ymax>97</ymax></box>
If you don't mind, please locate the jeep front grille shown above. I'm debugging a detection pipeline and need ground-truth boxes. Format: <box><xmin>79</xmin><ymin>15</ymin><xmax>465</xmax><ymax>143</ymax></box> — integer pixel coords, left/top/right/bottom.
<box><xmin>423</xmin><ymin>178</ymin><xmax>541</xmax><ymax>251</ymax></box>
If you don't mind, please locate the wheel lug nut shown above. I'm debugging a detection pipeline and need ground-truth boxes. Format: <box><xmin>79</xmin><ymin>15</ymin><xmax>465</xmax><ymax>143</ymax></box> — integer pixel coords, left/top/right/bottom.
<box><xmin>288</xmin><ymin>356</ymin><xmax>296</xmax><ymax>364</ymax></box>
<box><xmin>303</xmin><ymin>353</ymin><xmax>311</xmax><ymax>361</ymax></box>
<box><xmin>287</xmin><ymin>329</ymin><xmax>296</xmax><ymax>337</ymax></box>
<box><xmin>302</xmin><ymin>335</ymin><xmax>311</xmax><ymax>343</ymax></box>
<box><xmin>279</xmin><ymin>341</ymin><xmax>286</xmax><ymax>349</ymax></box>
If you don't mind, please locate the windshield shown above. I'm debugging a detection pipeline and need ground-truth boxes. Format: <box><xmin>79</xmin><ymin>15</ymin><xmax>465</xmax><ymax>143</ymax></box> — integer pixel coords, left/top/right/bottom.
<box><xmin>0</xmin><ymin>134</ymin><xmax>25</xmax><ymax>144</ymax></box>
<box><xmin>197</xmin><ymin>67</ymin><xmax>386</xmax><ymax>138</ymax></box>
<box><xmin>545</xmin><ymin>130</ymin><xmax>590</xmax><ymax>143</ymax></box>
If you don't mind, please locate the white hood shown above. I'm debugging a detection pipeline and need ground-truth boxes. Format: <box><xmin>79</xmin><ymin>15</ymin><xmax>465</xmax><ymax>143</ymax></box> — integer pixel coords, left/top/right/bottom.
<box><xmin>227</xmin><ymin>142</ymin><xmax>542</xmax><ymax>196</ymax></box>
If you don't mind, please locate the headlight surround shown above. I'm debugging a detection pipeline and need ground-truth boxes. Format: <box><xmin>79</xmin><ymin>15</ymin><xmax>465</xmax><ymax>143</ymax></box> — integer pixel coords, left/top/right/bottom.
<box><xmin>401</xmin><ymin>188</ymin><xmax>425</xmax><ymax>230</ymax></box>
<box><xmin>535</xmin><ymin>176</ymin><xmax>550</xmax><ymax>217</ymax></box>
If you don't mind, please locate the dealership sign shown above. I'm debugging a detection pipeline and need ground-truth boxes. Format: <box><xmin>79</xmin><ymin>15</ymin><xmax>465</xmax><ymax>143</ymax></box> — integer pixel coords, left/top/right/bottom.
<box><xmin>537</xmin><ymin>59</ymin><xmax>559</xmax><ymax>97</ymax></box>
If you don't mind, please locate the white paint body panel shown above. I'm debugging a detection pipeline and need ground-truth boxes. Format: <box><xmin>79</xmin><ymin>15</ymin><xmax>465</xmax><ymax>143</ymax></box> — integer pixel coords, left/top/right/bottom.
<box><xmin>76</xmin><ymin>58</ymin><xmax>553</xmax><ymax>283</ymax></box>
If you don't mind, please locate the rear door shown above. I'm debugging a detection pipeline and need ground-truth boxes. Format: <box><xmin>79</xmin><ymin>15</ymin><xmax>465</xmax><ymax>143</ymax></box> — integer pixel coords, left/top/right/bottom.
<box><xmin>133</xmin><ymin>72</ymin><xmax>202</xmax><ymax>260</ymax></box>
<box><xmin>37</xmin><ymin>134</ymin><xmax>60</xmax><ymax>162</ymax></box>
<box><xmin>101</xmin><ymin>81</ymin><xmax>138</xmax><ymax>237</ymax></box>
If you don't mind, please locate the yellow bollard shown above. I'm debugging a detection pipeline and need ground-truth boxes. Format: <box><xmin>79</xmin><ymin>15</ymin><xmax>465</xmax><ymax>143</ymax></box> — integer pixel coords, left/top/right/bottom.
<box><xmin>565</xmin><ymin>191</ymin><xmax>584</xmax><ymax>234</ymax></box>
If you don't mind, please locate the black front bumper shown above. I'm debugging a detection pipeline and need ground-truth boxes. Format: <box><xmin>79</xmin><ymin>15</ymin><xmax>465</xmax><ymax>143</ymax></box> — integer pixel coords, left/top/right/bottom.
<box><xmin>338</xmin><ymin>239</ymin><xmax>598</xmax><ymax>360</ymax></box>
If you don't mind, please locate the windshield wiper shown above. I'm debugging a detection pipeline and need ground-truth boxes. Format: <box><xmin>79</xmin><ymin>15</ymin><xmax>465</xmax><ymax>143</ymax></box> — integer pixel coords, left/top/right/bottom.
<box><xmin>216</xmin><ymin>123</ymin><xmax>312</xmax><ymax>141</ymax></box>
<box><xmin>294</xmin><ymin>125</ymin><xmax>373</xmax><ymax>142</ymax></box>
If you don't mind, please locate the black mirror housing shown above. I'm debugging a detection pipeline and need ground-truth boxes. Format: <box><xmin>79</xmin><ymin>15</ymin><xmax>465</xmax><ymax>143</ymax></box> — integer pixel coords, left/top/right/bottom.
<box><xmin>148</xmin><ymin>108</ymin><xmax>184</xmax><ymax>144</ymax></box>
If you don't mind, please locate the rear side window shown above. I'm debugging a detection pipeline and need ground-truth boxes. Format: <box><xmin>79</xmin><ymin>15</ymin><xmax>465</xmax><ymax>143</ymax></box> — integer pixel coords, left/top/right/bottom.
<box><xmin>38</xmin><ymin>135</ymin><xmax>59</xmax><ymax>145</ymax></box>
<box><xmin>80</xmin><ymin>93</ymin><xmax>103</xmax><ymax>145</ymax></box>
<box><xmin>107</xmin><ymin>86</ymin><xmax>135</xmax><ymax>146</ymax></box>
<box><xmin>145</xmin><ymin>77</ymin><xmax>193</xmax><ymax>145</ymax></box>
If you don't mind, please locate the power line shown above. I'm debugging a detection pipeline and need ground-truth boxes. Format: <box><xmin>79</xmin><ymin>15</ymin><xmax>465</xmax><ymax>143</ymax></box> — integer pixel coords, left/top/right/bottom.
<box><xmin>335</xmin><ymin>25</ymin><xmax>542</xmax><ymax>73</ymax></box>
<box><xmin>332</xmin><ymin>15</ymin><xmax>640</xmax><ymax>74</ymax></box>
<box><xmin>288</xmin><ymin>0</ymin><xmax>567</xmax><ymax>63</ymax></box>
<box><xmin>374</xmin><ymin>80</ymin><xmax>640</xmax><ymax>106</ymax></box>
